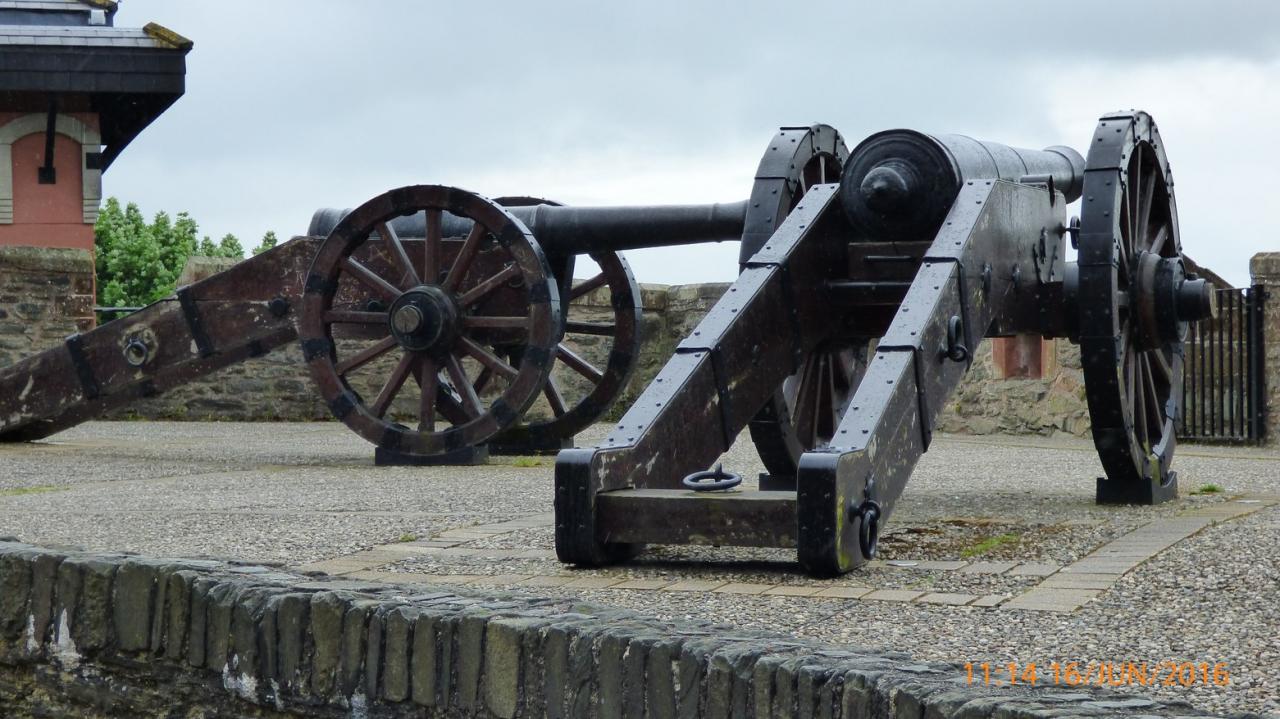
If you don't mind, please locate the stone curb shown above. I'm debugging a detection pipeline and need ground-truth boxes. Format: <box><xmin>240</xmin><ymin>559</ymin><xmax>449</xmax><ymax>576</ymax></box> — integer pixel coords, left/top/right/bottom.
<box><xmin>0</xmin><ymin>540</ymin><xmax>1245</xmax><ymax>718</ymax></box>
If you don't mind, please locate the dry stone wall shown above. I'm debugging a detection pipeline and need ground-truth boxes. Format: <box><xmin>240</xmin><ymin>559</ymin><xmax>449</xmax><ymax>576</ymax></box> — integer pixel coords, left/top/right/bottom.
<box><xmin>0</xmin><ymin>246</ymin><xmax>94</xmax><ymax>369</ymax></box>
<box><xmin>0</xmin><ymin>540</ymin><xmax>1226</xmax><ymax>718</ymax></box>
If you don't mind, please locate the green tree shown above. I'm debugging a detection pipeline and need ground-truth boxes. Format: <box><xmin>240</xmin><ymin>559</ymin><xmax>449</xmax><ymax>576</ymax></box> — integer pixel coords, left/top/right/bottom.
<box><xmin>93</xmin><ymin>198</ymin><xmax>240</xmax><ymax>308</ymax></box>
<box><xmin>217</xmin><ymin>233</ymin><xmax>244</xmax><ymax>259</ymax></box>
<box><xmin>252</xmin><ymin>230</ymin><xmax>279</xmax><ymax>256</ymax></box>
<box><xmin>194</xmin><ymin>233</ymin><xmax>243</xmax><ymax>259</ymax></box>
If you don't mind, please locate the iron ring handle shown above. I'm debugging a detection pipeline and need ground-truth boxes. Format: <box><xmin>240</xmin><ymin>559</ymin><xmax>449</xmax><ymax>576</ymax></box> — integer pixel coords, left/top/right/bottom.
<box><xmin>852</xmin><ymin>499</ymin><xmax>882</xmax><ymax>559</ymax></box>
<box><xmin>682</xmin><ymin>464</ymin><xmax>742</xmax><ymax>492</ymax></box>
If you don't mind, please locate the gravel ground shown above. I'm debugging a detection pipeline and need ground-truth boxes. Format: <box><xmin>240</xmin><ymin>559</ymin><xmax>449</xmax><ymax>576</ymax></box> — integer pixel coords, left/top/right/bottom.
<box><xmin>1</xmin><ymin>420</ymin><xmax>1276</xmax><ymax>715</ymax></box>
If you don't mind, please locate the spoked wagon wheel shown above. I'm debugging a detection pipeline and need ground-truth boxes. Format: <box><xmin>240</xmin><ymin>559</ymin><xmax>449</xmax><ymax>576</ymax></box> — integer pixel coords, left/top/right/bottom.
<box><xmin>494</xmin><ymin>254</ymin><xmax>642</xmax><ymax>453</ymax></box>
<box><xmin>299</xmin><ymin>185</ymin><xmax>562</xmax><ymax>463</ymax></box>
<box><xmin>741</xmin><ymin>124</ymin><xmax>865</xmax><ymax>483</ymax></box>
<box><xmin>483</xmin><ymin>197</ymin><xmax>643</xmax><ymax>454</ymax></box>
<box><xmin>1076</xmin><ymin>112</ymin><xmax>1215</xmax><ymax>503</ymax></box>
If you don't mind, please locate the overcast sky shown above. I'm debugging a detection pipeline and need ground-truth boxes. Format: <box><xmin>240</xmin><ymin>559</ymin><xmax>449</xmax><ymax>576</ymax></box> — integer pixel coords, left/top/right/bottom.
<box><xmin>106</xmin><ymin>1</ymin><xmax>1280</xmax><ymax>287</ymax></box>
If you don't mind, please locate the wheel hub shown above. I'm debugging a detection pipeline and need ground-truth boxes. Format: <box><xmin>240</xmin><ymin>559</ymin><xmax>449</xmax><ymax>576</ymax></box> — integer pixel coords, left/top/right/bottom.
<box><xmin>388</xmin><ymin>286</ymin><xmax>457</xmax><ymax>352</ymax></box>
<box><xmin>1131</xmin><ymin>252</ymin><xmax>1216</xmax><ymax>349</ymax></box>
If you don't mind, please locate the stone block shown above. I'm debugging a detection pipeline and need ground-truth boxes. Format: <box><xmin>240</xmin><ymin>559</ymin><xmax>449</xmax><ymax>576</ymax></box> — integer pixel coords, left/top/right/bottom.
<box><xmin>622</xmin><ymin>633</ymin><xmax>653</xmax><ymax>719</ymax></box>
<box><xmin>163</xmin><ymin>571</ymin><xmax>196</xmax><ymax>663</ymax></box>
<box><xmin>68</xmin><ymin>556</ymin><xmax>117</xmax><ymax>654</ymax></box>
<box><xmin>454</xmin><ymin>611</ymin><xmax>489</xmax><ymax>712</ymax></box>
<box><xmin>862</xmin><ymin>589</ymin><xmax>924</xmax><ymax>602</ymax></box>
<box><xmin>28</xmin><ymin>550</ymin><xmax>65</xmax><ymax>654</ymax></box>
<box><xmin>813</xmin><ymin>586</ymin><xmax>872</xmax><ymax>599</ymax></box>
<box><xmin>0</xmin><ymin>550</ymin><xmax>32</xmax><ymax>640</ymax></box>
<box><xmin>644</xmin><ymin>636</ymin><xmax>681</xmax><ymax>719</ymax></box>
<box><xmin>381</xmin><ymin>605</ymin><xmax>412</xmax><ymax>702</ymax></box>
<box><xmin>228</xmin><ymin>587</ymin><xmax>274</xmax><ymax>696</ymax></box>
<box><xmin>274</xmin><ymin>593</ymin><xmax>310</xmax><ymax>695</ymax></box>
<box><xmin>916</xmin><ymin>592</ymin><xmax>978</xmax><ymax>606</ymax></box>
<box><xmin>485</xmin><ymin>617</ymin><xmax>543</xmax><ymax>719</ymax></box>
<box><xmin>541</xmin><ymin>620</ymin><xmax>572</xmax><ymax>718</ymax></box>
<box><xmin>410</xmin><ymin>609</ymin><xmax>445</xmax><ymax>707</ymax></box>
<box><xmin>112</xmin><ymin>559</ymin><xmax>160</xmax><ymax>652</ymax></box>
<box><xmin>1001</xmin><ymin>588</ymin><xmax>1100</xmax><ymax>613</ymax></box>
<box><xmin>203</xmin><ymin>581</ymin><xmax>239</xmax><ymax>671</ymax></box>
<box><xmin>338</xmin><ymin>599</ymin><xmax>379</xmax><ymax>696</ymax></box>
<box><xmin>596</xmin><ymin>627</ymin><xmax>627</xmax><ymax>719</ymax></box>
<box><xmin>363</xmin><ymin>604</ymin><xmax>387</xmax><ymax>699</ymax></box>
<box><xmin>307</xmin><ymin>590</ymin><xmax>348</xmax><ymax>697</ymax></box>
<box><xmin>186</xmin><ymin>576</ymin><xmax>218</xmax><ymax>668</ymax></box>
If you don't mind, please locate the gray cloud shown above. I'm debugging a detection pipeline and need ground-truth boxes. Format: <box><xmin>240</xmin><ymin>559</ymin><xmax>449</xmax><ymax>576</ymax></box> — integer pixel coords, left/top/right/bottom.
<box><xmin>106</xmin><ymin>0</ymin><xmax>1279</xmax><ymax>285</ymax></box>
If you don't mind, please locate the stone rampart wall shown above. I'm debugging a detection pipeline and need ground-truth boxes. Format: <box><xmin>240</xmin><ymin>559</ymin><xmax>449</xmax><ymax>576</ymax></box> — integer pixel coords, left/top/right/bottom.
<box><xmin>0</xmin><ymin>540</ymin><xmax>1218</xmax><ymax>718</ymax></box>
<box><xmin>27</xmin><ymin>248</ymin><xmax>1280</xmax><ymax>444</ymax></box>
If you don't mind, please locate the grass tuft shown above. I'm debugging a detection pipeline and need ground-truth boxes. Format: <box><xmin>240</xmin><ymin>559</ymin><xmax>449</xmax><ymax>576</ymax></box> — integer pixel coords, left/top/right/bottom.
<box><xmin>1191</xmin><ymin>483</ymin><xmax>1224</xmax><ymax>495</ymax></box>
<box><xmin>0</xmin><ymin>485</ymin><xmax>66</xmax><ymax>497</ymax></box>
<box><xmin>396</xmin><ymin>533</ymin><xmax>418</xmax><ymax>543</ymax></box>
<box><xmin>510</xmin><ymin>457</ymin><xmax>542</xmax><ymax>468</ymax></box>
<box><xmin>960</xmin><ymin>532</ymin><xmax>1020</xmax><ymax>558</ymax></box>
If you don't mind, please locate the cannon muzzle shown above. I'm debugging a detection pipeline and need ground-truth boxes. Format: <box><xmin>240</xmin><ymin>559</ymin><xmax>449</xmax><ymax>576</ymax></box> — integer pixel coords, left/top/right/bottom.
<box><xmin>839</xmin><ymin>130</ymin><xmax>1086</xmax><ymax>242</ymax></box>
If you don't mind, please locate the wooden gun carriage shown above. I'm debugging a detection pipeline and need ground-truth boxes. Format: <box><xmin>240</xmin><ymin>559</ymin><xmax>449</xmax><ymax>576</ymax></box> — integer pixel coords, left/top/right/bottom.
<box><xmin>0</xmin><ymin>110</ymin><xmax>1214</xmax><ymax>574</ymax></box>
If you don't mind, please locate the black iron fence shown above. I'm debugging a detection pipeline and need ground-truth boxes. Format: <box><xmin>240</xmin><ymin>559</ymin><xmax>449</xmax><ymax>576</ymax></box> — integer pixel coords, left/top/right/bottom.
<box><xmin>1178</xmin><ymin>285</ymin><xmax>1266</xmax><ymax>443</ymax></box>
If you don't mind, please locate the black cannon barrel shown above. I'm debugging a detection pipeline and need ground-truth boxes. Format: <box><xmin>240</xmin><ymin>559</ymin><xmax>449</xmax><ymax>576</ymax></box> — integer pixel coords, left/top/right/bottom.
<box><xmin>308</xmin><ymin>200</ymin><xmax>749</xmax><ymax>255</ymax></box>
<box><xmin>839</xmin><ymin>130</ymin><xmax>1086</xmax><ymax>242</ymax></box>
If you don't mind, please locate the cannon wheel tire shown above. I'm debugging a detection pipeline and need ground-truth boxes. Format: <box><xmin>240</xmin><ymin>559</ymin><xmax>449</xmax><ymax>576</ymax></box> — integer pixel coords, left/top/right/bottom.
<box><xmin>742</xmin><ymin>124</ymin><xmax>865</xmax><ymax>481</ymax></box>
<box><xmin>490</xmin><ymin>197</ymin><xmax>643</xmax><ymax>452</ymax></box>
<box><xmin>299</xmin><ymin>185</ymin><xmax>562</xmax><ymax>458</ymax></box>
<box><xmin>1078</xmin><ymin>111</ymin><xmax>1184</xmax><ymax>504</ymax></box>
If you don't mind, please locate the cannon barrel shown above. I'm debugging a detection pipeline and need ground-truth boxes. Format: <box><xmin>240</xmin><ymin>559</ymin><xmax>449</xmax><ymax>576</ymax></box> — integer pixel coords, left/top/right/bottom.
<box><xmin>839</xmin><ymin>131</ymin><xmax>1085</xmax><ymax>242</ymax></box>
<box><xmin>308</xmin><ymin>200</ymin><xmax>749</xmax><ymax>255</ymax></box>
<box><xmin>309</xmin><ymin>133</ymin><xmax>1084</xmax><ymax>251</ymax></box>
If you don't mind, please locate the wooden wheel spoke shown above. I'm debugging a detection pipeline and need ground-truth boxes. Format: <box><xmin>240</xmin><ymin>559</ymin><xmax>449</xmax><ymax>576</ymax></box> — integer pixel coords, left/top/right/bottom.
<box><xmin>565</xmin><ymin>320</ymin><xmax>616</xmax><ymax>336</ymax></box>
<box><xmin>335</xmin><ymin>335</ymin><xmax>397</xmax><ymax>376</ymax></box>
<box><xmin>340</xmin><ymin>257</ymin><xmax>402</xmax><ymax>302</ymax></box>
<box><xmin>371</xmin><ymin>352</ymin><xmax>416</xmax><ymax>418</ymax></box>
<box><xmin>463</xmin><ymin>315</ymin><xmax>529</xmax><ymax>330</ymax></box>
<box><xmin>377</xmin><ymin>221</ymin><xmax>420</xmax><ymax>287</ymax></box>
<box><xmin>324</xmin><ymin>310</ymin><xmax>388</xmax><ymax>325</ymax></box>
<box><xmin>473</xmin><ymin>366</ymin><xmax>495</xmax><ymax>395</ymax></box>
<box><xmin>457</xmin><ymin>264</ymin><xmax>522</xmax><ymax>308</ymax></box>
<box><xmin>544</xmin><ymin>378</ymin><xmax>568</xmax><ymax>417</ymax></box>
<box><xmin>1136</xmin><ymin>169</ymin><xmax>1156</xmax><ymax>251</ymax></box>
<box><xmin>1141</xmin><ymin>354</ymin><xmax>1163</xmax><ymax>431</ymax></box>
<box><xmin>442</xmin><ymin>223</ymin><xmax>487</xmax><ymax>293</ymax></box>
<box><xmin>1132</xmin><ymin>355</ymin><xmax>1148</xmax><ymax>447</ymax></box>
<box><xmin>1148</xmin><ymin>225</ymin><xmax>1169</xmax><ymax>257</ymax></box>
<box><xmin>458</xmin><ymin>336</ymin><xmax>519</xmax><ymax>380</ymax></box>
<box><xmin>415</xmin><ymin>358</ymin><xmax>438</xmax><ymax>432</ymax></box>
<box><xmin>569</xmin><ymin>273</ymin><xmax>608</xmax><ymax>302</ymax></box>
<box><xmin>445</xmin><ymin>353</ymin><xmax>484</xmax><ymax>419</ymax></box>
<box><xmin>1150</xmin><ymin>349</ymin><xmax>1173</xmax><ymax>385</ymax></box>
<box><xmin>423</xmin><ymin>209</ymin><xmax>442</xmax><ymax>284</ymax></box>
<box><xmin>794</xmin><ymin>356</ymin><xmax>820</xmax><ymax>445</ymax></box>
<box><xmin>556</xmin><ymin>344</ymin><xmax>604</xmax><ymax>383</ymax></box>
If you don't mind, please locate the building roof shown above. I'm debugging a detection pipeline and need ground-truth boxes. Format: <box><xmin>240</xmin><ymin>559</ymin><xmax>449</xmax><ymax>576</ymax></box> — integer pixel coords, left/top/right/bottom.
<box><xmin>0</xmin><ymin>23</ymin><xmax>187</xmax><ymax>49</ymax></box>
<box><xmin>0</xmin><ymin>2</ymin><xmax>190</xmax><ymax>169</ymax></box>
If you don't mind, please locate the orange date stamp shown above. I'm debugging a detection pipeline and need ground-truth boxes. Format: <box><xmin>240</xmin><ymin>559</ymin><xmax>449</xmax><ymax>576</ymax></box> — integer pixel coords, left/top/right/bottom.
<box><xmin>964</xmin><ymin>661</ymin><xmax>1231</xmax><ymax>687</ymax></box>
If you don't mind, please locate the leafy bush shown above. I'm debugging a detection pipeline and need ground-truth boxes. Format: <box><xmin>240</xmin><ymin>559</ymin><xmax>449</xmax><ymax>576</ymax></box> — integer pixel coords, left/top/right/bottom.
<box><xmin>93</xmin><ymin>198</ymin><xmax>275</xmax><ymax>308</ymax></box>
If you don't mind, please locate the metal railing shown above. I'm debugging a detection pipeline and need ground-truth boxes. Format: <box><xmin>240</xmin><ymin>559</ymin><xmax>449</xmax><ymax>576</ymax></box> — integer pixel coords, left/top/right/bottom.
<box><xmin>1177</xmin><ymin>285</ymin><xmax>1266</xmax><ymax>443</ymax></box>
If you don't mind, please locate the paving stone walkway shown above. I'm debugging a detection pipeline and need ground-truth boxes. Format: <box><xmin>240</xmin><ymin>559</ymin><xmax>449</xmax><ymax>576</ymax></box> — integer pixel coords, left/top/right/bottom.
<box><xmin>298</xmin><ymin>496</ymin><xmax>1277</xmax><ymax>614</ymax></box>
